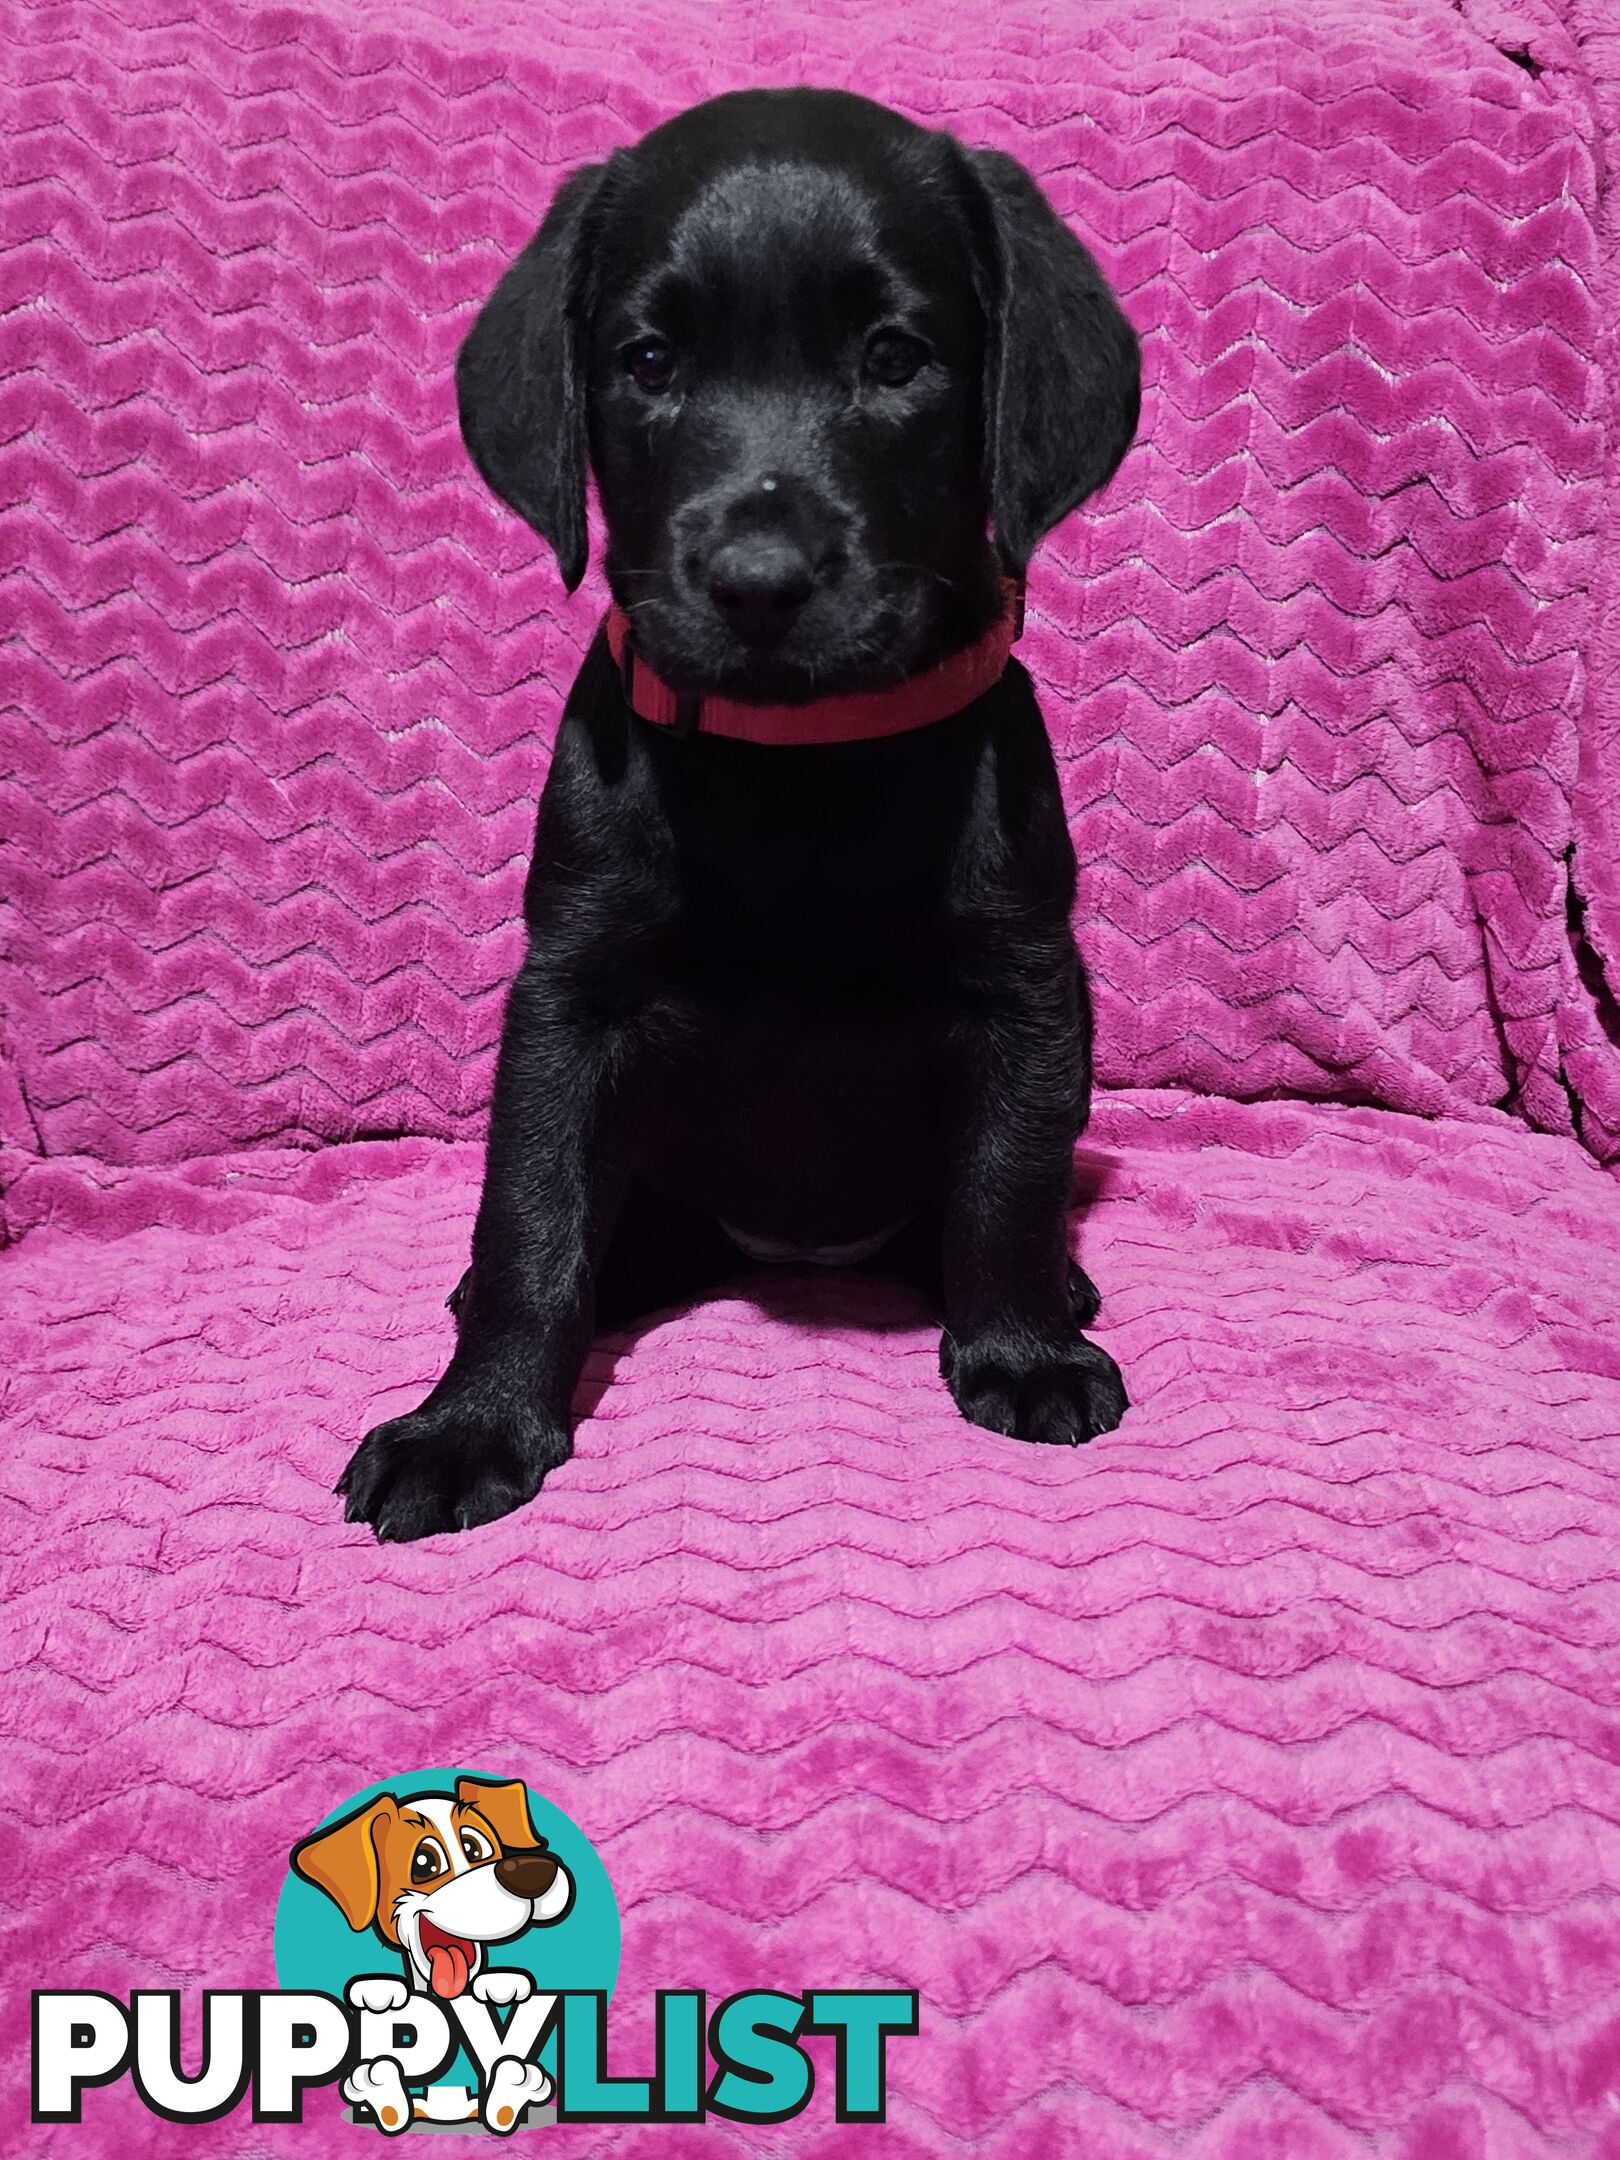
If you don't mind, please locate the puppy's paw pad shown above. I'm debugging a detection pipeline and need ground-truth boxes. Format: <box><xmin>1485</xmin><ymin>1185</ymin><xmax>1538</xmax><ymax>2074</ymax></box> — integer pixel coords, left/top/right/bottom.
<box><xmin>347</xmin><ymin>1976</ymin><xmax>410</xmax><ymax>2015</ymax></box>
<box><xmin>484</xmin><ymin>2057</ymin><xmax>551</xmax><ymax>2133</ymax></box>
<box><xmin>944</xmin><ymin>1330</ymin><xmax>1127</xmax><ymax>1445</ymax></box>
<box><xmin>343</xmin><ymin>2059</ymin><xmax>412</xmax><ymax>2134</ymax></box>
<box><xmin>472</xmin><ymin>1969</ymin><xmax>534</xmax><ymax>2007</ymax></box>
<box><xmin>337</xmin><ymin>1388</ymin><xmax>569</xmax><ymax>1543</ymax></box>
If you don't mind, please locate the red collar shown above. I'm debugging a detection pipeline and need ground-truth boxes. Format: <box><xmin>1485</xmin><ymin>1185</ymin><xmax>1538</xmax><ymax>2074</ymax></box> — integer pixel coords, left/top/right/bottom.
<box><xmin>604</xmin><ymin>579</ymin><xmax>1024</xmax><ymax>747</ymax></box>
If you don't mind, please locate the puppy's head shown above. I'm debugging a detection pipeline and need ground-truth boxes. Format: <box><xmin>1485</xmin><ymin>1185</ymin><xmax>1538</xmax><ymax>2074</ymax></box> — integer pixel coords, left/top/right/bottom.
<box><xmin>457</xmin><ymin>88</ymin><xmax>1138</xmax><ymax>703</ymax></box>
<box><xmin>290</xmin><ymin>1777</ymin><xmax>574</xmax><ymax>1998</ymax></box>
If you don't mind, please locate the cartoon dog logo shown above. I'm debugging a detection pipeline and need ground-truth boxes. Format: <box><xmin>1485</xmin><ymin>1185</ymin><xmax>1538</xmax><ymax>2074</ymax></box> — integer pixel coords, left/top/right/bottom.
<box><xmin>291</xmin><ymin>1776</ymin><xmax>574</xmax><ymax>2132</ymax></box>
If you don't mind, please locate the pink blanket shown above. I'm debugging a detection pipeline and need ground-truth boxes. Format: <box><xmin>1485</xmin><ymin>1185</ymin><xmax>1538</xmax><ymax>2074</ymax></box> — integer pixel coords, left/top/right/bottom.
<box><xmin>5</xmin><ymin>0</ymin><xmax>1620</xmax><ymax>1213</ymax></box>
<box><xmin>5</xmin><ymin>0</ymin><xmax>1620</xmax><ymax>2150</ymax></box>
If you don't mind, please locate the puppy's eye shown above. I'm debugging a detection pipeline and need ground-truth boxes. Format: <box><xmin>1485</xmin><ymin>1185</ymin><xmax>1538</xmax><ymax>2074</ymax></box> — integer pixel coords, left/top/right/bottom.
<box><xmin>862</xmin><ymin>330</ymin><xmax>931</xmax><ymax>388</ymax></box>
<box><xmin>410</xmin><ymin>1837</ymin><xmax>449</xmax><ymax>1884</ymax></box>
<box><xmin>622</xmin><ymin>337</ymin><xmax>676</xmax><ymax>394</ymax></box>
<box><xmin>459</xmin><ymin>1829</ymin><xmax>493</xmax><ymax>1864</ymax></box>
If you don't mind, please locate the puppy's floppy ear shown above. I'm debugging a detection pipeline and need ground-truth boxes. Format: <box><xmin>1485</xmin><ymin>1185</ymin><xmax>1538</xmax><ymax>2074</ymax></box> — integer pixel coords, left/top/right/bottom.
<box><xmin>962</xmin><ymin>146</ymin><xmax>1140</xmax><ymax>575</ymax></box>
<box><xmin>290</xmin><ymin>1796</ymin><xmax>398</xmax><ymax>1932</ymax></box>
<box><xmin>456</xmin><ymin>1775</ymin><xmax>540</xmax><ymax>1853</ymax></box>
<box><xmin>456</xmin><ymin>163</ymin><xmax>607</xmax><ymax>592</ymax></box>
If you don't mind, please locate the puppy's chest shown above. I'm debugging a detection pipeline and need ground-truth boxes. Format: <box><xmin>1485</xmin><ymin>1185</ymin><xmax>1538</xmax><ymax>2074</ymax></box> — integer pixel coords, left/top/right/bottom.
<box><xmin>676</xmin><ymin>874</ymin><xmax>948</xmax><ymax>1009</ymax></box>
<box><xmin>668</xmin><ymin>815</ymin><xmax>957</xmax><ymax>1005</ymax></box>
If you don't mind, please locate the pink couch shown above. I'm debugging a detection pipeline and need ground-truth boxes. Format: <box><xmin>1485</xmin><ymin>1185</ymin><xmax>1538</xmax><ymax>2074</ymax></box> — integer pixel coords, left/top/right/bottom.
<box><xmin>5</xmin><ymin>0</ymin><xmax>1620</xmax><ymax>2150</ymax></box>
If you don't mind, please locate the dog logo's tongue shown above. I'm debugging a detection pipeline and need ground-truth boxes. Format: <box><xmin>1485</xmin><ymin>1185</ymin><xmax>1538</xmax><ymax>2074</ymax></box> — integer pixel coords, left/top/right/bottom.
<box><xmin>428</xmin><ymin>1942</ymin><xmax>470</xmax><ymax>1997</ymax></box>
<box><xmin>419</xmin><ymin>1920</ymin><xmax>474</xmax><ymax>1998</ymax></box>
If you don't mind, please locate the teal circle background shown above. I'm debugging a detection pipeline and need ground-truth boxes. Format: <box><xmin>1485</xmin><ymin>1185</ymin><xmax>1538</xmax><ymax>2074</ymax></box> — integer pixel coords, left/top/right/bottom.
<box><xmin>273</xmin><ymin>1767</ymin><xmax>620</xmax><ymax>2084</ymax></box>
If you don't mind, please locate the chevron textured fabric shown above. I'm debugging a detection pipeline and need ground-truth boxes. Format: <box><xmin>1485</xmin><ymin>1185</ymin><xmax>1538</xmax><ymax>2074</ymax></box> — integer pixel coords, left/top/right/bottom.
<box><xmin>5</xmin><ymin>0</ymin><xmax>1620</xmax><ymax>2152</ymax></box>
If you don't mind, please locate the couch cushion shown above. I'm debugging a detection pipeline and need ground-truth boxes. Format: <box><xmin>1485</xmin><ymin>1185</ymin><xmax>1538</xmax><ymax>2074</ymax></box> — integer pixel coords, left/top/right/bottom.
<box><xmin>4</xmin><ymin>0</ymin><xmax>1618</xmax><ymax>1209</ymax></box>
<box><xmin>5</xmin><ymin>1091</ymin><xmax>1619</xmax><ymax>2153</ymax></box>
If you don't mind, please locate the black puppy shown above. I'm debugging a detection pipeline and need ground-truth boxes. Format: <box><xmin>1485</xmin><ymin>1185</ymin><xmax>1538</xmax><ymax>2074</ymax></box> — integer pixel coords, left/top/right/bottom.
<box><xmin>340</xmin><ymin>87</ymin><xmax>1140</xmax><ymax>1541</ymax></box>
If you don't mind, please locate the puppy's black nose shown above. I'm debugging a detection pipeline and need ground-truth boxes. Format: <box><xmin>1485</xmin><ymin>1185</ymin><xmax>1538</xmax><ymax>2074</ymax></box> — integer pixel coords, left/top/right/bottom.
<box><xmin>707</xmin><ymin>537</ymin><xmax>815</xmax><ymax>644</ymax></box>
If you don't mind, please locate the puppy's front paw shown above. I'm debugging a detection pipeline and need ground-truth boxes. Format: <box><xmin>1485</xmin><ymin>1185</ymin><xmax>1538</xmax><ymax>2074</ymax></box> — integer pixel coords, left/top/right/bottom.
<box><xmin>337</xmin><ymin>1377</ymin><xmax>570</xmax><ymax>1542</ymax></box>
<box><xmin>472</xmin><ymin>1969</ymin><xmax>534</xmax><ymax>2007</ymax></box>
<box><xmin>942</xmin><ymin>1325</ymin><xmax>1127</xmax><ymax>1446</ymax></box>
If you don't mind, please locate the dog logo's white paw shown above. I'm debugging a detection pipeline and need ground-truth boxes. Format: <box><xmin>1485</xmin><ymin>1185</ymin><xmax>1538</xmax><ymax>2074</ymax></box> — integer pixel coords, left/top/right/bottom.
<box><xmin>343</xmin><ymin>2057</ymin><xmax>413</xmax><ymax>2134</ymax></box>
<box><xmin>482</xmin><ymin>2056</ymin><xmax>550</xmax><ymax>2133</ymax></box>
<box><xmin>471</xmin><ymin>1968</ymin><xmax>534</xmax><ymax>2007</ymax></box>
<box><xmin>346</xmin><ymin>1975</ymin><xmax>410</xmax><ymax>2015</ymax></box>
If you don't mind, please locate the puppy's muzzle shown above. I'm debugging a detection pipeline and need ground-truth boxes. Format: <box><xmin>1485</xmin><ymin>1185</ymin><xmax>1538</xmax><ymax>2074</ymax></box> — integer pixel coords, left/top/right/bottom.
<box><xmin>495</xmin><ymin>1847</ymin><xmax>561</xmax><ymax>1899</ymax></box>
<box><xmin>686</xmin><ymin>472</ymin><xmax>850</xmax><ymax>649</ymax></box>
<box><xmin>707</xmin><ymin>533</ymin><xmax>815</xmax><ymax>644</ymax></box>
